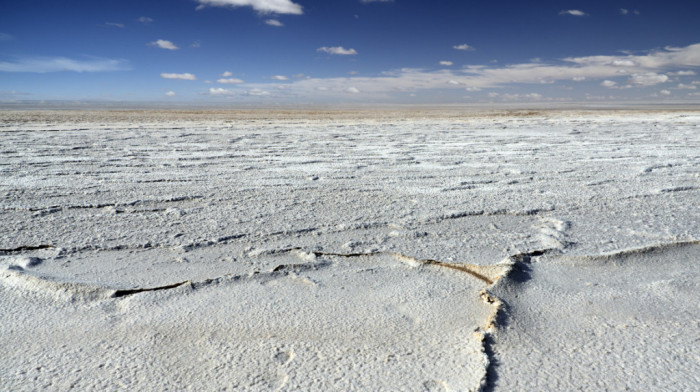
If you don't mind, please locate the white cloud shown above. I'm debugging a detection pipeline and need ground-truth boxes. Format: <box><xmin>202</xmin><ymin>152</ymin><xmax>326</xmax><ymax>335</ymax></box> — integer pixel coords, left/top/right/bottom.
<box><xmin>245</xmin><ymin>88</ymin><xmax>270</xmax><ymax>96</ymax></box>
<box><xmin>265</xmin><ymin>19</ymin><xmax>284</xmax><ymax>26</ymax></box>
<box><xmin>233</xmin><ymin>43</ymin><xmax>700</xmax><ymax>102</ymax></box>
<box><xmin>149</xmin><ymin>39</ymin><xmax>179</xmax><ymax>50</ymax></box>
<box><xmin>209</xmin><ymin>87</ymin><xmax>235</xmax><ymax>95</ymax></box>
<box><xmin>138</xmin><ymin>16</ymin><xmax>153</xmax><ymax>24</ymax></box>
<box><xmin>612</xmin><ymin>60</ymin><xmax>636</xmax><ymax>67</ymax></box>
<box><xmin>196</xmin><ymin>0</ymin><xmax>303</xmax><ymax>15</ymax></box>
<box><xmin>670</xmin><ymin>70</ymin><xmax>697</xmax><ymax>76</ymax></box>
<box><xmin>317</xmin><ymin>46</ymin><xmax>358</xmax><ymax>55</ymax></box>
<box><xmin>572</xmin><ymin>76</ymin><xmax>586</xmax><ymax>81</ymax></box>
<box><xmin>346</xmin><ymin>87</ymin><xmax>360</xmax><ymax>94</ymax></box>
<box><xmin>161</xmin><ymin>73</ymin><xmax>196</xmax><ymax>80</ymax></box>
<box><xmin>105</xmin><ymin>22</ymin><xmax>125</xmax><ymax>28</ymax></box>
<box><xmin>465</xmin><ymin>86</ymin><xmax>481</xmax><ymax>92</ymax></box>
<box><xmin>221</xmin><ymin>71</ymin><xmax>233</xmax><ymax>77</ymax></box>
<box><xmin>271</xmin><ymin>75</ymin><xmax>289</xmax><ymax>80</ymax></box>
<box><xmin>628</xmin><ymin>72</ymin><xmax>669</xmax><ymax>86</ymax></box>
<box><xmin>675</xmin><ymin>83</ymin><xmax>697</xmax><ymax>90</ymax></box>
<box><xmin>440</xmin><ymin>61</ymin><xmax>453</xmax><ymax>66</ymax></box>
<box><xmin>191</xmin><ymin>41</ymin><xmax>201</xmax><ymax>48</ymax></box>
<box><xmin>659</xmin><ymin>89</ymin><xmax>671</xmax><ymax>95</ymax></box>
<box><xmin>559</xmin><ymin>10</ymin><xmax>587</xmax><ymax>16</ymax></box>
<box><xmin>165</xmin><ymin>91</ymin><xmax>176</xmax><ymax>96</ymax></box>
<box><xmin>0</xmin><ymin>56</ymin><xmax>130</xmax><ymax>73</ymax></box>
<box><xmin>453</xmin><ymin>44</ymin><xmax>474</xmax><ymax>51</ymax></box>
<box><xmin>447</xmin><ymin>80</ymin><xmax>460</xmax><ymax>85</ymax></box>
<box><xmin>620</xmin><ymin>8</ymin><xmax>629</xmax><ymax>15</ymax></box>
<box><xmin>217</xmin><ymin>78</ymin><xmax>244</xmax><ymax>84</ymax></box>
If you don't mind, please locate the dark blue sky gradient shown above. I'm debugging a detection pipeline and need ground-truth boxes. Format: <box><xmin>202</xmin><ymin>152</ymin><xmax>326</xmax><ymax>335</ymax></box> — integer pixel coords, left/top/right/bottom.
<box><xmin>1</xmin><ymin>0</ymin><xmax>699</xmax><ymax>103</ymax></box>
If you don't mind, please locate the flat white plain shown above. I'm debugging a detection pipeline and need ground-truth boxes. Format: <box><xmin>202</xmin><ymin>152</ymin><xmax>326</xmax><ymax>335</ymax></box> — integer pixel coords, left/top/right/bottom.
<box><xmin>1</xmin><ymin>110</ymin><xmax>698</xmax><ymax>391</ymax></box>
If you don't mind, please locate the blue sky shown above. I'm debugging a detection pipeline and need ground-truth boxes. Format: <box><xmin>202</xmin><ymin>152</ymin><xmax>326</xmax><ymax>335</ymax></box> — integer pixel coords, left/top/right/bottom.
<box><xmin>1</xmin><ymin>0</ymin><xmax>699</xmax><ymax>105</ymax></box>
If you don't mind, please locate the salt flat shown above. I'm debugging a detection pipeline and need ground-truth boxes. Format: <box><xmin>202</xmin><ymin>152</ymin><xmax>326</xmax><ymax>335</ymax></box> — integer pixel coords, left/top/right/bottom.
<box><xmin>1</xmin><ymin>109</ymin><xmax>698</xmax><ymax>391</ymax></box>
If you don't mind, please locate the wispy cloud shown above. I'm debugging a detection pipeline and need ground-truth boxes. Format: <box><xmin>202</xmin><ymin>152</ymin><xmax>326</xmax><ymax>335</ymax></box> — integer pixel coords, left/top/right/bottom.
<box><xmin>265</xmin><ymin>19</ymin><xmax>284</xmax><ymax>27</ymax></box>
<box><xmin>138</xmin><ymin>16</ymin><xmax>153</xmax><ymax>24</ymax></box>
<box><xmin>149</xmin><ymin>39</ymin><xmax>179</xmax><ymax>50</ymax></box>
<box><xmin>620</xmin><ymin>9</ymin><xmax>640</xmax><ymax>16</ymax></box>
<box><xmin>105</xmin><ymin>22</ymin><xmax>125</xmax><ymax>28</ymax></box>
<box><xmin>440</xmin><ymin>61</ymin><xmax>453</xmax><ymax>66</ymax></box>
<box><xmin>559</xmin><ymin>10</ymin><xmax>587</xmax><ymax>16</ymax></box>
<box><xmin>317</xmin><ymin>46</ymin><xmax>358</xmax><ymax>55</ymax></box>
<box><xmin>235</xmin><ymin>43</ymin><xmax>700</xmax><ymax>101</ymax></box>
<box><xmin>221</xmin><ymin>71</ymin><xmax>233</xmax><ymax>77</ymax></box>
<box><xmin>196</xmin><ymin>0</ymin><xmax>303</xmax><ymax>15</ymax></box>
<box><xmin>165</xmin><ymin>91</ymin><xmax>176</xmax><ymax>96</ymax></box>
<box><xmin>628</xmin><ymin>72</ymin><xmax>669</xmax><ymax>86</ymax></box>
<box><xmin>271</xmin><ymin>75</ymin><xmax>289</xmax><ymax>80</ymax></box>
<box><xmin>0</xmin><ymin>33</ymin><xmax>14</xmax><ymax>41</ymax></box>
<box><xmin>453</xmin><ymin>44</ymin><xmax>474</xmax><ymax>51</ymax></box>
<box><xmin>0</xmin><ymin>56</ymin><xmax>130</xmax><ymax>73</ymax></box>
<box><xmin>218</xmin><ymin>78</ymin><xmax>244</xmax><ymax>84</ymax></box>
<box><xmin>161</xmin><ymin>73</ymin><xmax>196</xmax><ymax>80</ymax></box>
<box><xmin>209</xmin><ymin>87</ymin><xmax>234</xmax><ymax>95</ymax></box>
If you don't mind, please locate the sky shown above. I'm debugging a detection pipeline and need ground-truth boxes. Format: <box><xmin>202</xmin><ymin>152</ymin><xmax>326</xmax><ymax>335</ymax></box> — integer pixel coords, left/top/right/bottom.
<box><xmin>1</xmin><ymin>0</ymin><xmax>700</xmax><ymax>105</ymax></box>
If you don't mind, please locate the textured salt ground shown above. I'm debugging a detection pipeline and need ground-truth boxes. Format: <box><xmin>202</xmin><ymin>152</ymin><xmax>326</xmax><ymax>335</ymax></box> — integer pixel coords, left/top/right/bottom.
<box><xmin>486</xmin><ymin>242</ymin><xmax>700</xmax><ymax>391</ymax></box>
<box><xmin>1</xmin><ymin>109</ymin><xmax>699</xmax><ymax>391</ymax></box>
<box><xmin>0</xmin><ymin>252</ymin><xmax>503</xmax><ymax>391</ymax></box>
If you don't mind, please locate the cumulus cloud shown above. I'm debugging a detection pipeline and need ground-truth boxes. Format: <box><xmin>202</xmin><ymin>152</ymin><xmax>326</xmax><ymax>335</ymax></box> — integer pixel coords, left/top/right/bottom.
<box><xmin>346</xmin><ymin>87</ymin><xmax>360</xmax><ymax>93</ymax></box>
<box><xmin>659</xmin><ymin>89</ymin><xmax>671</xmax><ymax>95</ymax></box>
<box><xmin>271</xmin><ymin>75</ymin><xmax>289</xmax><ymax>80</ymax></box>
<box><xmin>245</xmin><ymin>88</ymin><xmax>270</xmax><ymax>96</ymax></box>
<box><xmin>317</xmin><ymin>46</ymin><xmax>358</xmax><ymax>55</ymax></box>
<box><xmin>0</xmin><ymin>56</ymin><xmax>130</xmax><ymax>73</ymax></box>
<box><xmin>628</xmin><ymin>72</ymin><xmax>669</xmax><ymax>86</ymax></box>
<box><xmin>161</xmin><ymin>73</ymin><xmax>196</xmax><ymax>80</ymax></box>
<box><xmin>218</xmin><ymin>78</ymin><xmax>244</xmax><ymax>84</ymax></box>
<box><xmin>675</xmin><ymin>83</ymin><xmax>697</xmax><ymax>90</ymax></box>
<box><xmin>165</xmin><ymin>91</ymin><xmax>176</xmax><ymax>96</ymax></box>
<box><xmin>265</xmin><ymin>19</ymin><xmax>284</xmax><ymax>26</ymax></box>
<box><xmin>196</xmin><ymin>0</ymin><xmax>303</xmax><ymax>15</ymax></box>
<box><xmin>440</xmin><ymin>61</ymin><xmax>453</xmax><ymax>66</ymax></box>
<box><xmin>138</xmin><ymin>16</ymin><xmax>153</xmax><ymax>24</ymax></box>
<box><xmin>149</xmin><ymin>39</ymin><xmax>179</xmax><ymax>50</ymax></box>
<box><xmin>209</xmin><ymin>87</ymin><xmax>235</xmax><ymax>95</ymax></box>
<box><xmin>453</xmin><ymin>44</ymin><xmax>474</xmax><ymax>51</ymax></box>
<box><xmin>221</xmin><ymin>71</ymin><xmax>233</xmax><ymax>77</ymax></box>
<box><xmin>233</xmin><ymin>43</ymin><xmax>700</xmax><ymax>102</ymax></box>
<box><xmin>559</xmin><ymin>10</ymin><xmax>587</xmax><ymax>16</ymax></box>
<box><xmin>670</xmin><ymin>70</ymin><xmax>696</xmax><ymax>76</ymax></box>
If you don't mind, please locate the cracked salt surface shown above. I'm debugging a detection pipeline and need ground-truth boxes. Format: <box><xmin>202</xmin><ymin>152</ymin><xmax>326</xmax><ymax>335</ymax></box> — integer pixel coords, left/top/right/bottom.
<box><xmin>1</xmin><ymin>109</ymin><xmax>698</xmax><ymax>390</ymax></box>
